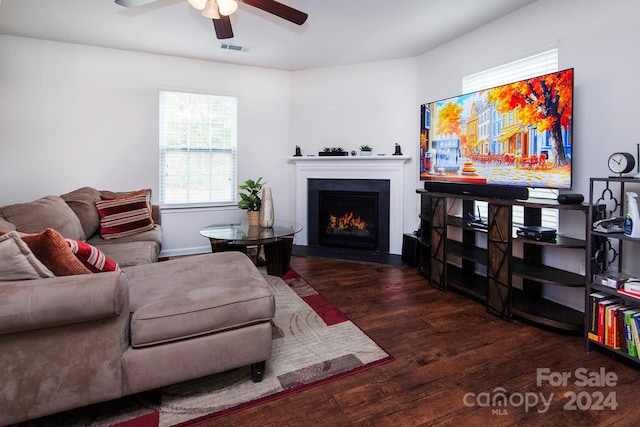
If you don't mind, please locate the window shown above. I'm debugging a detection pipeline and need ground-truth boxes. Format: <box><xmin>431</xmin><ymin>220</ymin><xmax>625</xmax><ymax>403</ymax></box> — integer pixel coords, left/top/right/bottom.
<box><xmin>463</xmin><ymin>49</ymin><xmax>559</xmax><ymax>228</ymax></box>
<box><xmin>159</xmin><ymin>91</ymin><xmax>237</xmax><ymax>207</ymax></box>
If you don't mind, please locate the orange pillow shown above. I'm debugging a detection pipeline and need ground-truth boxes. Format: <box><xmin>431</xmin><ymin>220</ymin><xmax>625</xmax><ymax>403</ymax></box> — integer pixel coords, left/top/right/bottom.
<box><xmin>19</xmin><ymin>228</ymin><xmax>92</xmax><ymax>276</ymax></box>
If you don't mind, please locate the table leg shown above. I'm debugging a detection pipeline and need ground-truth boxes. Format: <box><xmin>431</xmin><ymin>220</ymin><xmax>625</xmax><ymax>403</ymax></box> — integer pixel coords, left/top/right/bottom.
<box><xmin>263</xmin><ymin>237</ymin><xmax>293</xmax><ymax>276</ymax></box>
<box><xmin>209</xmin><ymin>239</ymin><xmax>230</xmax><ymax>253</ymax></box>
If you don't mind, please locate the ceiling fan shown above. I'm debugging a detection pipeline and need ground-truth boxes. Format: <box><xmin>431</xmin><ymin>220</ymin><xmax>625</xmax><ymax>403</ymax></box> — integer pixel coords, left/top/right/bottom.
<box><xmin>115</xmin><ymin>0</ymin><xmax>308</xmax><ymax>40</ymax></box>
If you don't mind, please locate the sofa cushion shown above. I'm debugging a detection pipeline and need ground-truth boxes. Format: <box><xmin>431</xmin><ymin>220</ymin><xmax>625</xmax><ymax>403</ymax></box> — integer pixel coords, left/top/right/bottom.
<box><xmin>65</xmin><ymin>239</ymin><xmax>120</xmax><ymax>273</ymax></box>
<box><xmin>0</xmin><ymin>195</ymin><xmax>85</xmax><ymax>241</ymax></box>
<box><xmin>0</xmin><ymin>231</ymin><xmax>54</xmax><ymax>280</ymax></box>
<box><xmin>60</xmin><ymin>187</ymin><xmax>101</xmax><ymax>239</ymax></box>
<box><xmin>123</xmin><ymin>252</ymin><xmax>275</xmax><ymax>348</ymax></box>
<box><xmin>86</xmin><ymin>224</ymin><xmax>162</xmax><ymax>247</ymax></box>
<box><xmin>91</xmin><ymin>240</ymin><xmax>160</xmax><ymax>267</ymax></box>
<box><xmin>18</xmin><ymin>229</ymin><xmax>92</xmax><ymax>276</ymax></box>
<box><xmin>95</xmin><ymin>194</ymin><xmax>154</xmax><ymax>240</ymax></box>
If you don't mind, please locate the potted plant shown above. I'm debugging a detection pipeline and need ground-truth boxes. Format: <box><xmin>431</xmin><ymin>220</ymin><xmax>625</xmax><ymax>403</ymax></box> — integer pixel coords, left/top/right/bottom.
<box><xmin>238</xmin><ymin>177</ymin><xmax>264</xmax><ymax>226</ymax></box>
<box><xmin>360</xmin><ymin>145</ymin><xmax>373</xmax><ymax>156</ymax></box>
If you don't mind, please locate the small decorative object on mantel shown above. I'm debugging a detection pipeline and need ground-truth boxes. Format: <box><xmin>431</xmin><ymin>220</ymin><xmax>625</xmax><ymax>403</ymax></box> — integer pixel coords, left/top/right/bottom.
<box><xmin>259</xmin><ymin>186</ymin><xmax>274</xmax><ymax>227</ymax></box>
<box><xmin>319</xmin><ymin>147</ymin><xmax>348</xmax><ymax>156</ymax></box>
<box><xmin>238</xmin><ymin>177</ymin><xmax>264</xmax><ymax>226</ymax></box>
<box><xmin>393</xmin><ymin>143</ymin><xmax>403</xmax><ymax>156</ymax></box>
<box><xmin>294</xmin><ymin>146</ymin><xmax>302</xmax><ymax>157</ymax></box>
<box><xmin>360</xmin><ymin>145</ymin><xmax>373</xmax><ymax>156</ymax></box>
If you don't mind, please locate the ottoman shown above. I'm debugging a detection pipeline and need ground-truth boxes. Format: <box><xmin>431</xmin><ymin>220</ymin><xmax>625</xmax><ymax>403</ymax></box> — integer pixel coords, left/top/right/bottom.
<box><xmin>119</xmin><ymin>252</ymin><xmax>275</xmax><ymax>394</ymax></box>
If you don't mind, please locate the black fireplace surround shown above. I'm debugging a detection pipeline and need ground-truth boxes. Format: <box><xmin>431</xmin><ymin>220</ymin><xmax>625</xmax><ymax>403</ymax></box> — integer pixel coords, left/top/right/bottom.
<box><xmin>307</xmin><ymin>179</ymin><xmax>390</xmax><ymax>252</ymax></box>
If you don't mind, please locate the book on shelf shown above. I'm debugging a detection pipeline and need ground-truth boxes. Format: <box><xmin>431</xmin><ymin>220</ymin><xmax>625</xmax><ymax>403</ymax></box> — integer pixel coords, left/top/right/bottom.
<box><xmin>598</xmin><ymin>299</ymin><xmax>622</xmax><ymax>344</ymax></box>
<box><xmin>618</xmin><ymin>281</ymin><xmax>640</xmax><ymax>299</ymax></box>
<box><xmin>624</xmin><ymin>281</ymin><xmax>640</xmax><ymax>293</ymax></box>
<box><xmin>631</xmin><ymin>313</ymin><xmax>640</xmax><ymax>358</ymax></box>
<box><xmin>617</xmin><ymin>306</ymin><xmax>633</xmax><ymax>353</ymax></box>
<box><xmin>605</xmin><ymin>303</ymin><xmax>625</xmax><ymax>348</ymax></box>
<box><xmin>618</xmin><ymin>288</ymin><xmax>640</xmax><ymax>299</ymax></box>
<box><xmin>588</xmin><ymin>292</ymin><xmax>608</xmax><ymax>341</ymax></box>
<box><xmin>623</xmin><ymin>309</ymin><xmax>640</xmax><ymax>357</ymax></box>
<box><xmin>612</xmin><ymin>305</ymin><xmax>633</xmax><ymax>350</ymax></box>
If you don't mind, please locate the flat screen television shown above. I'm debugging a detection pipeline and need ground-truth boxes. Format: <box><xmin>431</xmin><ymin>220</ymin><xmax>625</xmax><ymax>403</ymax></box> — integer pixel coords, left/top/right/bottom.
<box><xmin>420</xmin><ymin>68</ymin><xmax>574</xmax><ymax>192</ymax></box>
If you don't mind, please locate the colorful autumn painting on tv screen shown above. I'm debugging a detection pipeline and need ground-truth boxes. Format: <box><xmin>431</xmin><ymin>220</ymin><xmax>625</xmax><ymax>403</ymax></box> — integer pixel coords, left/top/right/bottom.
<box><xmin>420</xmin><ymin>68</ymin><xmax>573</xmax><ymax>189</ymax></box>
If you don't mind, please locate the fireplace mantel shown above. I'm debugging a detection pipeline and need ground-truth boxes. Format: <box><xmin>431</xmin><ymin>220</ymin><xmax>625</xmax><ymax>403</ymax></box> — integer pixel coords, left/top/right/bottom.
<box><xmin>289</xmin><ymin>155</ymin><xmax>411</xmax><ymax>254</ymax></box>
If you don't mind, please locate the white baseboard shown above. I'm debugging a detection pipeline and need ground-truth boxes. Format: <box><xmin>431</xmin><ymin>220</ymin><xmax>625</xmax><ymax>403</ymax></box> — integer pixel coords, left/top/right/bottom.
<box><xmin>158</xmin><ymin>246</ymin><xmax>210</xmax><ymax>259</ymax></box>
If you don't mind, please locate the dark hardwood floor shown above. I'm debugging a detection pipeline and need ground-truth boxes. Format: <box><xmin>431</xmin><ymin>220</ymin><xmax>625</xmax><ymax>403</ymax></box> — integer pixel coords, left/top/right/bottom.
<box><xmin>205</xmin><ymin>256</ymin><xmax>640</xmax><ymax>426</ymax></box>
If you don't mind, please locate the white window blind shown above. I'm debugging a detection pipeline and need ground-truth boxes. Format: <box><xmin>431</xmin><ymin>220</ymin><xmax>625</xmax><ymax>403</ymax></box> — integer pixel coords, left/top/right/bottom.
<box><xmin>159</xmin><ymin>91</ymin><xmax>237</xmax><ymax>207</ymax></box>
<box><xmin>463</xmin><ymin>49</ymin><xmax>559</xmax><ymax>228</ymax></box>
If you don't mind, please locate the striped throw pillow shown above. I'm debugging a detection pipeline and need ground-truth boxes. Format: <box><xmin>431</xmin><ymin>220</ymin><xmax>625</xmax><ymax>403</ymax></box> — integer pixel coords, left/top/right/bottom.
<box><xmin>95</xmin><ymin>194</ymin><xmax>154</xmax><ymax>240</ymax></box>
<box><xmin>65</xmin><ymin>239</ymin><xmax>120</xmax><ymax>273</ymax></box>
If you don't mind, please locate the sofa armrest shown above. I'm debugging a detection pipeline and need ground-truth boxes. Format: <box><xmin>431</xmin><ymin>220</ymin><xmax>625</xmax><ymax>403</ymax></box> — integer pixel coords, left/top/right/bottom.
<box><xmin>0</xmin><ymin>271</ymin><xmax>129</xmax><ymax>335</ymax></box>
<box><xmin>151</xmin><ymin>204</ymin><xmax>161</xmax><ymax>225</ymax></box>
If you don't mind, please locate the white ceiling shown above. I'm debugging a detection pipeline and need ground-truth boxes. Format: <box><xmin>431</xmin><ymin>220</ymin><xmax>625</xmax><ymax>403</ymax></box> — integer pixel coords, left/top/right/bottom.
<box><xmin>0</xmin><ymin>0</ymin><xmax>538</xmax><ymax>71</ymax></box>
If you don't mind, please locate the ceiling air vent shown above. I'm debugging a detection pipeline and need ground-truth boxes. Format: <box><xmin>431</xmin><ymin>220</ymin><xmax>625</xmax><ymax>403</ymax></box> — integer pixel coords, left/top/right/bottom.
<box><xmin>219</xmin><ymin>43</ymin><xmax>250</xmax><ymax>52</ymax></box>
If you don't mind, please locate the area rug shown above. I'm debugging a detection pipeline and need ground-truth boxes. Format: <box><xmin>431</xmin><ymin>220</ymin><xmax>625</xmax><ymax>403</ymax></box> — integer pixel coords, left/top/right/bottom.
<box><xmin>20</xmin><ymin>269</ymin><xmax>392</xmax><ymax>427</ymax></box>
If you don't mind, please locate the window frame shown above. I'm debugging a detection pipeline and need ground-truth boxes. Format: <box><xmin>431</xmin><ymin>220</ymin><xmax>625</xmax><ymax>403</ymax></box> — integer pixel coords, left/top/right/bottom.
<box><xmin>158</xmin><ymin>89</ymin><xmax>238</xmax><ymax>209</ymax></box>
<box><xmin>462</xmin><ymin>48</ymin><xmax>559</xmax><ymax>228</ymax></box>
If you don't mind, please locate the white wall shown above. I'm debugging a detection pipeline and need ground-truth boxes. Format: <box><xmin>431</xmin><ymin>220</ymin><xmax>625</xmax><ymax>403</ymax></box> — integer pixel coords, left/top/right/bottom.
<box><xmin>417</xmin><ymin>0</ymin><xmax>640</xmax><ymax>197</ymax></box>
<box><xmin>416</xmin><ymin>0</ymin><xmax>640</xmax><ymax>311</ymax></box>
<box><xmin>0</xmin><ymin>35</ymin><xmax>292</xmax><ymax>256</ymax></box>
<box><xmin>290</xmin><ymin>58</ymin><xmax>420</xmax><ymax>235</ymax></box>
<box><xmin>2</xmin><ymin>0</ymin><xmax>639</xmax><ymax>304</ymax></box>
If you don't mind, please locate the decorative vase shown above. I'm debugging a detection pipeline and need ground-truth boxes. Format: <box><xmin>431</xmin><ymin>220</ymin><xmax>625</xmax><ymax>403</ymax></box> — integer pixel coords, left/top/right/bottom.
<box><xmin>247</xmin><ymin>210</ymin><xmax>260</xmax><ymax>226</ymax></box>
<box><xmin>260</xmin><ymin>186</ymin><xmax>274</xmax><ymax>227</ymax></box>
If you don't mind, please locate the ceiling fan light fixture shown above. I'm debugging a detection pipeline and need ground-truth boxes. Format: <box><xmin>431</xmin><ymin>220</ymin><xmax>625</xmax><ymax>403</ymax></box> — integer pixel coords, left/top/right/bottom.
<box><xmin>217</xmin><ymin>0</ymin><xmax>238</xmax><ymax>16</ymax></box>
<box><xmin>187</xmin><ymin>0</ymin><xmax>207</xmax><ymax>10</ymax></box>
<box><xmin>201</xmin><ymin>0</ymin><xmax>221</xmax><ymax>19</ymax></box>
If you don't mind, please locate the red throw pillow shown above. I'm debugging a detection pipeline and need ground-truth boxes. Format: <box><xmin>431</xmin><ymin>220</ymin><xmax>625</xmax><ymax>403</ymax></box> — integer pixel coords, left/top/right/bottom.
<box><xmin>95</xmin><ymin>193</ymin><xmax>154</xmax><ymax>240</ymax></box>
<box><xmin>18</xmin><ymin>228</ymin><xmax>92</xmax><ymax>276</ymax></box>
<box><xmin>65</xmin><ymin>239</ymin><xmax>120</xmax><ymax>273</ymax></box>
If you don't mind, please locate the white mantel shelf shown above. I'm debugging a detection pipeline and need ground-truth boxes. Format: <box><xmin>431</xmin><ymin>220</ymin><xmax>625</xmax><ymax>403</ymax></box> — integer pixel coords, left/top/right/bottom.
<box><xmin>288</xmin><ymin>155</ymin><xmax>411</xmax><ymax>162</ymax></box>
<box><xmin>289</xmin><ymin>155</ymin><xmax>411</xmax><ymax>255</ymax></box>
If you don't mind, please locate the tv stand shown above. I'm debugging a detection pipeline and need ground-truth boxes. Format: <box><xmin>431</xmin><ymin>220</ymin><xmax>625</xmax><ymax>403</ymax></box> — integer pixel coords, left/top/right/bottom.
<box><xmin>416</xmin><ymin>188</ymin><xmax>588</xmax><ymax>332</ymax></box>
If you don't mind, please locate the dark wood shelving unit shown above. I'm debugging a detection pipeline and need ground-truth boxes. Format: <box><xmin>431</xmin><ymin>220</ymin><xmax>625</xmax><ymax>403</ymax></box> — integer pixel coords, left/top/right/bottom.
<box><xmin>446</xmin><ymin>265</ymin><xmax>488</xmax><ymax>302</ymax></box>
<box><xmin>417</xmin><ymin>188</ymin><xmax>588</xmax><ymax>332</ymax></box>
<box><xmin>586</xmin><ymin>177</ymin><xmax>640</xmax><ymax>362</ymax></box>
<box><xmin>512</xmin><ymin>258</ymin><xmax>585</xmax><ymax>287</ymax></box>
<box><xmin>447</xmin><ymin>239</ymin><xmax>486</xmax><ymax>263</ymax></box>
<box><xmin>512</xmin><ymin>290</ymin><xmax>583</xmax><ymax>332</ymax></box>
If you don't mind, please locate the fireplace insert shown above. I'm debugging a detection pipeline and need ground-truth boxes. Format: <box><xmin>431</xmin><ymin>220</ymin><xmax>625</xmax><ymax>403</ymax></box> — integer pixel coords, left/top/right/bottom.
<box><xmin>308</xmin><ymin>179</ymin><xmax>390</xmax><ymax>252</ymax></box>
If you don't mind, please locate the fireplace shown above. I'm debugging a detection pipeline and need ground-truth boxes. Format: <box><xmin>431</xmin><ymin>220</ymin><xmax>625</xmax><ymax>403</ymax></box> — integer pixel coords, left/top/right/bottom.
<box><xmin>308</xmin><ymin>179</ymin><xmax>390</xmax><ymax>252</ymax></box>
<box><xmin>291</xmin><ymin>155</ymin><xmax>410</xmax><ymax>255</ymax></box>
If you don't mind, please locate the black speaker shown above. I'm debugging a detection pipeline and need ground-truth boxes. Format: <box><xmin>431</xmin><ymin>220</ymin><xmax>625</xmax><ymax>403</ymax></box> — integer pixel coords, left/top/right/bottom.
<box><xmin>557</xmin><ymin>193</ymin><xmax>584</xmax><ymax>204</ymax></box>
<box><xmin>423</xmin><ymin>181</ymin><xmax>529</xmax><ymax>200</ymax></box>
<box><xmin>402</xmin><ymin>233</ymin><xmax>419</xmax><ymax>267</ymax></box>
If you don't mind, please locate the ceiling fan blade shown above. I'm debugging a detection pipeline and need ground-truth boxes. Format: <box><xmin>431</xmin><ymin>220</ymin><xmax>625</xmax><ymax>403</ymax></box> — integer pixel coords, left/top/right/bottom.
<box><xmin>213</xmin><ymin>16</ymin><xmax>234</xmax><ymax>39</ymax></box>
<box><xmin>241</xmin><ymin>0</ymin><xmax>308</xmax><ymax>25</ymax></box>
<box><xmin>114</xmin><ymin>0</ymin><xmax>158</xmax><ymax>7</ymax></box>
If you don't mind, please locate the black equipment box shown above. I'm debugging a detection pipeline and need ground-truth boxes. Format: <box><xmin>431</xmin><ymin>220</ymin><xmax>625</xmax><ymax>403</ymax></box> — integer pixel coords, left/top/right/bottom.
<box><xmin>516</xmin><ymin>225</ymin><xmax>557</xmax><ymax>242</ymax></box>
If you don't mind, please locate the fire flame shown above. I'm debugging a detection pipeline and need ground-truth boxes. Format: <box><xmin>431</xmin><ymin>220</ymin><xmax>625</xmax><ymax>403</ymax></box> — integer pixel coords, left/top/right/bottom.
<box><xmin>329</xmin><ymin>212</ymin><xmax>367</xmax><ymax>230</ymax></box>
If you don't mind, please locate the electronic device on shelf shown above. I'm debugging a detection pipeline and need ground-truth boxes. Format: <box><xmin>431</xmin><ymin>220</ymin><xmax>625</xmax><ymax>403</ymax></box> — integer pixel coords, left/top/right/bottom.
<box><xmin>419</xmin><ymin>68</ymin><xmax>574</xmax><ymax>200</ymax></box>
<box><xmin>516</xmin><ymin>225</ymin><xmax>557</xmax><ymax>242</ymax></box>
<box><xmin>467</xmin><ymin>206</ymin><xmax>488</xmax><ymax>229</ymax></box>
<box><xmin>593</xmin><ymin>217</ymin><xmax>625</xmax><ymax>233</ymax></box>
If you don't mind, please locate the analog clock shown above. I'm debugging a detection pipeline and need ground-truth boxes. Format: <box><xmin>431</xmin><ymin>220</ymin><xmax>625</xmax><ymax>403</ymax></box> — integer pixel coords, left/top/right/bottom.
<box><xmin>608</xmin><ymin>152</ymin><xmax>636</xmax><ymax>175</ymax></box>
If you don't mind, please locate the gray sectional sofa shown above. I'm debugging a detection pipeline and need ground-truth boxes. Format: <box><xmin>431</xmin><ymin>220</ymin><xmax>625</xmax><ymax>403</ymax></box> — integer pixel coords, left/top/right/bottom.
<box><xmin>0</xmin><ymin>188</ymin><xmax>275</xmax><ymax>426</ymax></box>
